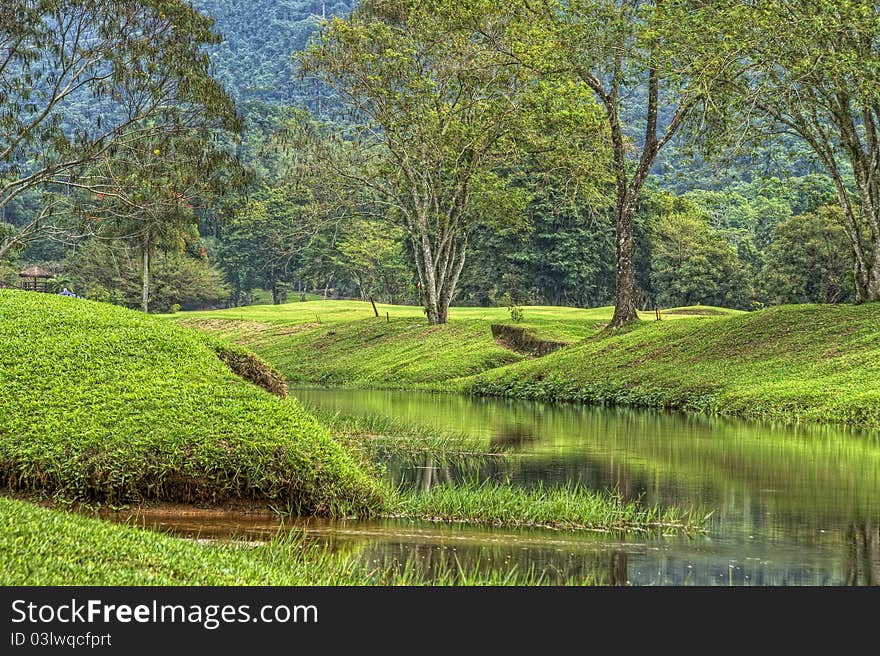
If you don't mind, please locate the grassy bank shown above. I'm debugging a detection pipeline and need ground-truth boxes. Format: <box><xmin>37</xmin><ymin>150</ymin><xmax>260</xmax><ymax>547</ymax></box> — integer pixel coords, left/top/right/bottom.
<box><xmin>0</xmin><ymin>290</ymin><xmax>381</xmax><ymax>514</ymax></box>
<box><xmin>0</xmin><ymin>497</ymin><xmax>593</xmax><ymax>585</ymax></box>
<box><xmin>174</xmin><ymin>300</ymin><xmax>737</xmax><ymax>387</ymax></box>
<box><xmin>177</xmin><ymin>300</ymin><xmax>880</xmax><ymax>428</ymax></box>
<box><xmin>467</xmin><ymin>303</ymin><xmax>880</xmax><ymax>427</ymax></box>
<box><xmin>391</xmin><ymin>482</ymin><xmax>706</xmax><ymax>534</ymax></box>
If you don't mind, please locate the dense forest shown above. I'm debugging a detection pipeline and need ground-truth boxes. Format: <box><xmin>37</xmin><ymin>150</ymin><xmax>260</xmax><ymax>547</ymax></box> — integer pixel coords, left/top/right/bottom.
<box><xmin>0</xmin><ymin>0</ymin><xmax>869</xmax><ymax>317</ymax></box>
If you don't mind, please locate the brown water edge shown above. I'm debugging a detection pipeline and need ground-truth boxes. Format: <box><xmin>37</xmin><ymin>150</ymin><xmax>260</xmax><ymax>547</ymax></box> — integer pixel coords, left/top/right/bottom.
<box><xmin>88</xmin><ymin>502</ymin><xmax>640</xmax><ymax>549</ymax></box>
<box><xmin>98</xmin><ymin>505</ymin><xmax>840</xmax><ymax>586</ymax></box>
<box><xmin>100</xmin><ymin>506</ymin><xmax>654</xmax><ymax>585</ymax></box>
<box><xmin>4</xmin><ymin>491</ymin><xmax>281</xmax><ymax>518</ymax></box>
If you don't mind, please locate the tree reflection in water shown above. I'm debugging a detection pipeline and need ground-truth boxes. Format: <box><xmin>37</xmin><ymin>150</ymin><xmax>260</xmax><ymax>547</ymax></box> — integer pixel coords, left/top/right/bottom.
<box><xmin>610</xmin><ymin>550</ymin><xmax>629</xmax><ymax>586</ymax></box>
<box><xmin>490</xmin><ymin>425</ymin><xmax>540</xmax><ymax>451</ymax></box>
<box><xmin>846</xmin><ymin>522</ymin><xmax>879</xmax><ymax>586</ymax></box>
<box><xmin>415</xmin><ymin>454</ymin><xmax>453</xmax><ymax>492</ymax></box>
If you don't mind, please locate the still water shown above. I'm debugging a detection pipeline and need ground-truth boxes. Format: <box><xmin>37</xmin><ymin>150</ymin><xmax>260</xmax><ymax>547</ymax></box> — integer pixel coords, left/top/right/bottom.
<box><xmin>141</xmin><ymin>388</ymin><xmax>880</xmax><ymax>585</ymax></box>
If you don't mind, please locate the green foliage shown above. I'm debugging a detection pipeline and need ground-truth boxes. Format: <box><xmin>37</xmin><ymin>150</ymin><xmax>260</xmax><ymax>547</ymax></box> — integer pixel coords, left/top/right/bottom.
<box><xmin>213</xmin><ymin>184</ymin><xmax>310</xmax><ymax>306</ymax></box>
<box><xmin>191</xmin><ymin>0</ymin><xmax>356</xmax><ymax>109</ymax></box>
<box><xmin>0</xmin><ymin>0</ymin><xmax>241</xmax><ymax>258</ymax></box>
<box><xmin>0</xmin><ymin>261</ymin><xmax>19</xmax><ymax>288</ymax></box>
<box><xmin>761</xmin><ymin>207</ymin><xmax>856</xmax><ymax>305</ymax></box>
<box><xmin>648</xmin><ymin>199</ymin><xmax>752</xmax><ymax>309</ymax></box>
<box><xmin>458</xmin><ymin>169</ymin><xmax>616</xmax><ymax>309</ymax></box>
<box><xmin>671</xmin><ymin>0</ymin><xmax>880</xmax><ymax>301</ymax></box>
<box><xmin>65</xmin><ymin>240</ymin><xmax>230</xmax><ymax>312</ymax></box>
<box><xmin>0</xmin><ymin>290</ymin><xmax>382</xmax><ymax>513</ymax></box>
<box><xmin>334</xmin><ymin>218</ymin><xmax>411</xmax><ymax>303</ymax></box>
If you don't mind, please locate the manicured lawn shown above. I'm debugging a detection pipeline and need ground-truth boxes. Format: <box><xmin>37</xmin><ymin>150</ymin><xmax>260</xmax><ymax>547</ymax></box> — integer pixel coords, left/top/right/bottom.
<box><xmin>177</xmin><ymin>299</ymin><xmax>880</xmax><ymax>428</ymax></box>
<box><xmin>0</xmin><ymin>290</ymin><xmax>381</xmax><ymax>514</ymax></box>
<box><xmin>173</xmin><ymin>300</ymin><xmax>739</xmax><ymax>387</ymax></box>
<box><xmin>467</xmin><ymin>303</ymin><xmax>880</xmax><ymax>427</ymax></box>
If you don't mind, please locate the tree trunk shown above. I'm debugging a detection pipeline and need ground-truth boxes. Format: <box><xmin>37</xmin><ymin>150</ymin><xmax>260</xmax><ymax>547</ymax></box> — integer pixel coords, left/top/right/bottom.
<box><xmin>408</xmin><ymin>209</ymin><xmax>469</xmax><ymax>326</ymax></box>
<box><xmin>425</xmin><ymin>299</ymin><xmax>441</xmax><ymax>325</ymax></box>
<box><xmin>609</xmin><ymin>200</ymin><xmax>639</xmax><ymax>328</ymax></box>
<box><xmin>141</xmin><ymin>236</ymin><xmax>150</xmax><ymax>314</ymax></box>
<box><xmin>868</xmin><ymin>241</ymin><xmax>880</xmax><ymax>301</ymax></box>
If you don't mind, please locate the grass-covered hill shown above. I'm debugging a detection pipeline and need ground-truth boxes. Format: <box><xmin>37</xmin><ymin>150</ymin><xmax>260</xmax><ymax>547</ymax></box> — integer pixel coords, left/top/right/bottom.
<box><xmin>467</xmin><ymin>303</ymin><xmax>880</xmax><ymax>427</ymax></box>
<box><xmin>175</xmin><ymin>300</ymin><xmax>738</xmax><ymax>387</ymax></box>
<box><xmin>176</xmin><ymin>299</ymin><xmax>880</xmax><ymax>428</ymax></box>
<box><xmin>0</xmin><ymin>290</ymin><xmax>381</xmax><ymax>513</ymax></box>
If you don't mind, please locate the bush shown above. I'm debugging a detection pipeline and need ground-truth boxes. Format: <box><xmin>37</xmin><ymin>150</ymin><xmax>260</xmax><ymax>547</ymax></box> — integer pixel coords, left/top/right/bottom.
<box><xmin>66</xmin><ymin>240</ymin><xmax>230</xmax><ymax>312</ymax></box>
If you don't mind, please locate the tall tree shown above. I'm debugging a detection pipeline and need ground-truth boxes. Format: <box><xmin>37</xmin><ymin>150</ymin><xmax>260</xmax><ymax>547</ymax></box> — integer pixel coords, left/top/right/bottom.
<box><xmin>72</xmin><ymin>132</ymin><xmax>243</xmax><ymax>312</ymax></box>
<box><xmin>297</xmin><ymin>0</ymin><xmax>532</xmax><ymax>325</ymax></box>
<box><xmin>500</xmin><ymin>0</ymin><xmax>732</xmax><ymax>326</ymax></box>
<box><xmin>0</xmin><ymin>0</ymin><xmax>241</xmax><ymax>258</ymax></box>
<box><xmin>675</xmin><ymin>0</ymin><xmax>880</xmax><ymax>301</ymax></box>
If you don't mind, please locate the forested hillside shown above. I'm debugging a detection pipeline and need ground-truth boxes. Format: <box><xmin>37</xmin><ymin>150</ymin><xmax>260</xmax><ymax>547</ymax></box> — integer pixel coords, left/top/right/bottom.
<box><xmin>192</xmin><ymin>0</ymin><xmax>817</xmax><ymax>189</ymax></box>
<box><xmin>192</xmin><ymin>0</ymin><xmax>355</xmax><ymax>110</ymax></box>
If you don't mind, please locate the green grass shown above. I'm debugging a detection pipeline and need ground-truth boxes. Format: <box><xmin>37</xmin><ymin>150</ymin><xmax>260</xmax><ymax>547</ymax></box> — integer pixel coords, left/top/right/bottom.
<box><xmin>175</xmin><ymin>299</ymin><xmax>738</xmax><ymax>341</ymax></box>
<box><xmin>176</xmin><ymin>299</ymin><xmax>880</xmax><ymax>428</ymax></box>
<box><xmin>173</xmin><ymin>300</ymin><xmax>739</xmax><ymax>387</ymax></box>
<box><xmin>0</xmin><ymin>497</ymin><xmax>594</xmax><ymax>585</ymax></box>
<box><xmin>0</xmin><ymin>290</ymin><xmax>381</xmax><ymax>514</ymax></box>
<box><xmin>314</xmin><ymin>410</ymin><xmax>506</xmax><ymax>457</ymax></box>
<box><xmin>0</xmin><ymin>290</ymin><xmax>708</xmax><ymax>535</ymax></box>
<box><xmin>245</xmin><ymin>289</ymin><xmax>324</xmax><ymax>305</ymax></box>
<box><xmin>390</xmin><ymin>482</ymin><xmax>706</xmax><ymax>534</ymax></box>
<box><xmin>467</xmin><ymin>303</ymin><xmax>880</xmax><ymax>427</ymax></box>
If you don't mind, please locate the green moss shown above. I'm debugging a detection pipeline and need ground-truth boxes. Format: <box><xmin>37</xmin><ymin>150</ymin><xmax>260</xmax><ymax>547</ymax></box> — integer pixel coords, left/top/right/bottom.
<box><xmin>0</xmin><ymin>290</ymin><xmax>382</xmax><ymax>514</ymax></box>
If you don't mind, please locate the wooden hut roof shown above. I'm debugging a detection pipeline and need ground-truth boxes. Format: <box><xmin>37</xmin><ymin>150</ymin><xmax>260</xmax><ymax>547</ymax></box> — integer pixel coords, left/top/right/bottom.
<box><xmin>19</xmin><ymin>265</ymin><xmax>52</xmax><ymax>278</ymax></box>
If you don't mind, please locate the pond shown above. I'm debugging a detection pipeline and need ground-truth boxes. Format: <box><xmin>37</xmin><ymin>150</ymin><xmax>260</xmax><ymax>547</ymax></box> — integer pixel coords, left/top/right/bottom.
<box><xmin>132</xmin><ymin>388</ymin><xmax>880</xmax><ymax>586</ymax></box>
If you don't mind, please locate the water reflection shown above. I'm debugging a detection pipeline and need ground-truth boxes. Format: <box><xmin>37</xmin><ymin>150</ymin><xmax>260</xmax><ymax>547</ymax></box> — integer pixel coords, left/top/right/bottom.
<box><xmin>290</xmin><ymin>388</ymin><xmax>880</xmax><ymax>585</ymax></box>
<box><xmin>846</xmin><ymin>522</ymin><xmax>879</xmax><ymax>586</ymax></box>
<box><xmin>490</xmin><ymin>425</ymin><xmax>541</xmax><ymax>451</ymax></box>
<box><xmin>110</xmin><ymin>388</ymin><xmax>880</xmax><ymax>585</ymax></box>
<box><xmin>412</xmin><ymin>455</ymin><xmax>453</xmax><ymax>492</ymax></box>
